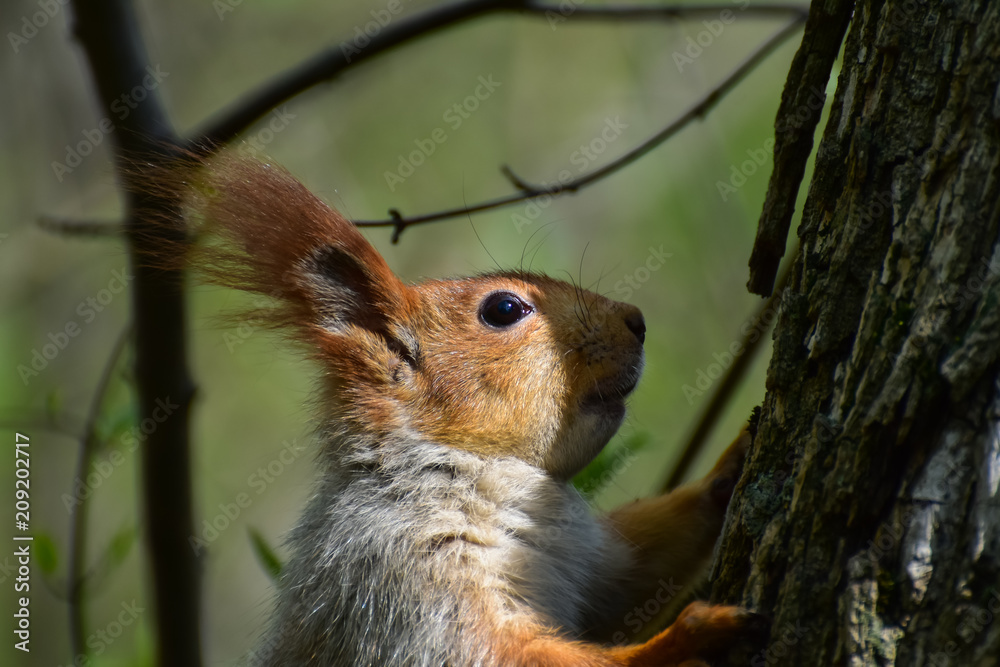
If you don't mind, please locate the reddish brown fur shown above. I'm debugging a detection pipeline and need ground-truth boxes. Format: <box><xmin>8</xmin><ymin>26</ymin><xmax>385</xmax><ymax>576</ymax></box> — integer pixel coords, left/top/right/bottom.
<box><xmin>488</xmin><ymin>598</ymin><xmax>757</xmax><ymax>666</ymax></box>
<box><xmin>150</xmin><ymin>152</ymin><xmax>764</xmax><ymax>665</ymax></box>
<box><xmin>605</xmin><ymin>429</ymin><xmax>752</xmax><ymax>623</ymax></box>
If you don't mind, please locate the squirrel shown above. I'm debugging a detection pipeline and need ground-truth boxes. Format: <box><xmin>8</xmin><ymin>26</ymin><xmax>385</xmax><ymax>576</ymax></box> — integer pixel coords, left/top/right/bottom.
<box><xmin>166</xmin><ymin>151</ymin><xmax>764</xmax><ymax>666</ymax></box>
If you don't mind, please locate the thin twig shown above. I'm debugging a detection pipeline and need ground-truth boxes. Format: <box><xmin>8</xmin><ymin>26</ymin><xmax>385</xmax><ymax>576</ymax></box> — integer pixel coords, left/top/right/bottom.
<box><xmin>353</xmin><ymin>17</ymin><xmax>806</xmax><ymax>239</ymax></box>
<box><xmin>546</xmin><ymin>3</ymin><xmax>808</xmax><ymax>20</ymax></box>
<box><xmin>190</xmin><ymin>1</ymin><xmax>808</xmax><ymax>148</ymax></box>
<box><xmin>38</xmin><ymin>216</ymin><xmax>123</xmax><ymax>238</ymax></box>
<box><xmin>0</xmin><ymin>414</ymin><xmax>84</xmax><ymax>438</ymax></box>
<box><xmin>68</xmin><ymin>325</ymin><xmax>131</xmax><ymax>659</ymax></box>
<box><xmin>660</xmin><ymin>244</ymin><xmax>798</xmax><ymax>493</ymax></box>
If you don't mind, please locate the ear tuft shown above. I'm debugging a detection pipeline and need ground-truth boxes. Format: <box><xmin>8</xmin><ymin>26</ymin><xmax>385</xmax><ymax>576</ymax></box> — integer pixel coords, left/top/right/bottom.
<box><xmin>141</xmin><ymin>150</ymin><xmax>408</xmax><ymax>351</ymax></box>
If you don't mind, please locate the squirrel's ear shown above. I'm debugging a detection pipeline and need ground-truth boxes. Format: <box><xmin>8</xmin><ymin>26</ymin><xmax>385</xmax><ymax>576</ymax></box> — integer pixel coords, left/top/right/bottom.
<box><xmin>171</xmin><ymin>152</ymin><xmax>408</xmax><ymax>344</ymax></box>
<box><xmin>304</xmin><ymin>239</ymin><xmax>408</xmax><ymax>338</ymax></box>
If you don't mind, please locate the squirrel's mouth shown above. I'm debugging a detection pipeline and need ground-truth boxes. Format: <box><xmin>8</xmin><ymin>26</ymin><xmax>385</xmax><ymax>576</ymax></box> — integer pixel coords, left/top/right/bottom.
<box><xmin>580</xmin><ymin>370</ymin><xmax>641</xmax><ymax>413</ymax></box>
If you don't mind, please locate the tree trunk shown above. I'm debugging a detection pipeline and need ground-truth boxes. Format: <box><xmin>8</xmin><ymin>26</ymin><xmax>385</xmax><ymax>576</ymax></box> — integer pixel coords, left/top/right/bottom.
<box><xmin>715</xmin><ymin>2</ymin><xmax>1000</xmax><ymax>666</ymax></box>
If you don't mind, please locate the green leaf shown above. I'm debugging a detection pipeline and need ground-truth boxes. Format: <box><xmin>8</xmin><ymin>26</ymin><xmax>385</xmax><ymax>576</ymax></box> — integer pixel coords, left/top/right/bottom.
<box><xmin>34</xmin><ymin>532</ymin><xmax>59</xmax><ymax>575</ymax></box>
<box><xmin>573</xmin><ymin>432</ymin><xmax>650</xmax><ymax>497</ymax></box>
<box><xmin>96</xmin><ymin>400</ymin><xmax>139</xmax><ymax>444</ymax></box>
<box><xmin>109</xmin><ymin>526</ymin><xmax>136</xmax><ymax>566</ymax></box>
<box><xmin>249</xmin><ymin>528</ymin><xmax>283</xmax><ymax>582</ymax></box>
<box><xmin>45</xmin><ymin>390</ymin><xmax>62</xmax><ymax>421</ymax></box>
<box><xmin>85</xmin><ymin>525</ymin><xmax>137</xmax><ymax>592</ymax></box>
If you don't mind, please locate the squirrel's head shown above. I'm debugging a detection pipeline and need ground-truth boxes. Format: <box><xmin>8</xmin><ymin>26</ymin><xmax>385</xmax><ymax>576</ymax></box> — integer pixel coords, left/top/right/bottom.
<box><xmin>176</xmin><ymin>153</ymin><xmax>645</xmax><ymax>480</ymax></box>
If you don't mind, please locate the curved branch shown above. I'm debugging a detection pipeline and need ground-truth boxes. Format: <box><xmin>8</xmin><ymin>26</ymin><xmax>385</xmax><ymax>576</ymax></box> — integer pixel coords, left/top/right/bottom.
<box><xmin>0</xmin><ymin>413</ymin><xmax>85</xmax><ymax>438</ymax></box>
<box><xmin>660</xmin><ymin>245</ymin><xmax>796</xmax><ymax>492</ymax></box>
<box><xmin>39</xmin><ymin>216</ymin><xmax>123</xmax><ymax>238</ymax></box>
<box><xmin>354</xmin><ymin>17</ymin><xmax>805</xmax><ymax>240</ymax></box>
<box><xmin>547</xmin><ymin>3</ymin><xmax>807</xmax><ymax>20</ymax></box>
<box><xmin>189</xmin><ymin>1</ymin><xmax>808</xmax><ymax>148</ymax></box>
<box><xmin>67</xmin><ymin>326</ymin><xmax>131</xmax><ymax>659</ymax></box>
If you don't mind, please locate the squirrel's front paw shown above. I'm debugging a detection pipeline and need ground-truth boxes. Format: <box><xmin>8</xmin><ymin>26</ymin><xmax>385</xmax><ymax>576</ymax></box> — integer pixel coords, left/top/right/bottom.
<box><xmin>668</xmin><ymin>601</ymin><xmax>770</xmax><ymax>665</ymax></box>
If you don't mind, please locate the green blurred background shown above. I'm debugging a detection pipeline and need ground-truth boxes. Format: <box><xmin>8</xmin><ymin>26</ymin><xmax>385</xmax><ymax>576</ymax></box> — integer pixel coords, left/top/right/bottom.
<box><xmin>1</xmin><ymin>1</ymin><xmax>818</xmax><ymax>664</ymax></box>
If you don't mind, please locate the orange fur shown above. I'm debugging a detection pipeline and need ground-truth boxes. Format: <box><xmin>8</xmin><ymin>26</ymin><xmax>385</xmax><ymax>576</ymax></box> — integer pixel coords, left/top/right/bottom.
<box><xmin>147</xmin><ymin>152</ymin><xmax>765</xmax><ymax>666</ymax></box>
<box><xmin>489</xmin><ymin>600</ymin><xmax>759</xmax><ymax>666</ymax></box>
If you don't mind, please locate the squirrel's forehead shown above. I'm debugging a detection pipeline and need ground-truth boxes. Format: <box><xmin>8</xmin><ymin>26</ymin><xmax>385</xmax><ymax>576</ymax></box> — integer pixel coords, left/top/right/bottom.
<box><xmin>413</xmin><ymin>274</ymin><xmax>578</xmax><ymax>303</ymax></box>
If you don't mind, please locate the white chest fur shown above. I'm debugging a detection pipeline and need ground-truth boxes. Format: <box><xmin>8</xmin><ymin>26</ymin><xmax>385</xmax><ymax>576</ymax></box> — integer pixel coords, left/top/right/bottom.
<box><xmin>252</xmin><ymin>438</ymin><xmax>632</xmax><ymax>666</ymax></box>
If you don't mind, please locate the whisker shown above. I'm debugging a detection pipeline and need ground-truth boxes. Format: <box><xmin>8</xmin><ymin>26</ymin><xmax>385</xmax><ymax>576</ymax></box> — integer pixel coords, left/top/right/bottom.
<box><xmin>528</xmin><ymin>230</ymin><xmax>557</xmax><ymax>274</ymax></box>
<box><xmin>521</xmin><ymin>221</ymin><xmax>558</xmax><ymax>274</ymax></box>
<box><xmin>464</xmin><ymin>189</ymin><xmax>502</xmax><ymax>272</ymax></box>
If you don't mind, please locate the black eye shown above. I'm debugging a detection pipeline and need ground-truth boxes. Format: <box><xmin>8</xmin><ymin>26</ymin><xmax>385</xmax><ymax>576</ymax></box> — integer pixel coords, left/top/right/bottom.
<box><xmin>480</xmin><ymin>292</ymin><xmax>532</xmax><ymax>328</ymax></box>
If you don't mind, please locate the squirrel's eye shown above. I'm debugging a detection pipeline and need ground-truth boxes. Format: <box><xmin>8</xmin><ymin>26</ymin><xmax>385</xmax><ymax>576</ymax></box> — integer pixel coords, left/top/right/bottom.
<box><xmin>480</xmin><ymin>292</ymin><xmax>533</xmax><ymax>328</ymax></box>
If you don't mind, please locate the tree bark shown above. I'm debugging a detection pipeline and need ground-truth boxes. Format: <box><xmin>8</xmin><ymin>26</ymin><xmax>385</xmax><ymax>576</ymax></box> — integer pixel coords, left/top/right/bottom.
<box><xmin>715</xmin><ymin>2</ymin><xmax>1000</xmax><ymax>666</ymax></box>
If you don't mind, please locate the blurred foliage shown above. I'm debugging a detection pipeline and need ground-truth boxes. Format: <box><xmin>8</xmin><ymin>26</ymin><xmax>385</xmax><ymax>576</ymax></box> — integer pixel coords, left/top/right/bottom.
<box><xmin>0</xmin><ymin>0</ymin><xmax>821</xmax><ymax>664</ymax></box>
<box><xmin>573</xmin><ymin>431</ymin><xmax>650</xmax><ymax>498</ymax></box>
<box><xmin>248</xmin><ymin>528</ymin><xmax>283</xmax><ymax>584</ymax></box>
<box><xmin>34</xmin><ymin>532</ymin><xmax>59</xmax><ymax>577</ymax></box>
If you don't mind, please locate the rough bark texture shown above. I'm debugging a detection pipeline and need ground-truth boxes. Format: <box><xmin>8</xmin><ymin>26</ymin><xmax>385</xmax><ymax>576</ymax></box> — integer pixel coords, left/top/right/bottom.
<box><xmin>714</xmin><ymin>2</ymin><xmax>1000</xmax><ymax>666</ymax></box>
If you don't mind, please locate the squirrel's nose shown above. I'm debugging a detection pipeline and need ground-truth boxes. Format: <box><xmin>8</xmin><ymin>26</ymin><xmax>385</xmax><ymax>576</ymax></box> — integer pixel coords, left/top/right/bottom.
<box><xmin>624</xmin><ymin>310</ymin><xmax>646</xmax><ymax>345</ymax></box>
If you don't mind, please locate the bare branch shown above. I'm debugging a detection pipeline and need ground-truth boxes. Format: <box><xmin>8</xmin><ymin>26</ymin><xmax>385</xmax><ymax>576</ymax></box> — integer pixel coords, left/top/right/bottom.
<box><xmin>68</xmin><ymin>325</ymin><xmax>131</xmax><ymax>659</ymax></box>
<box><xmin>660</xmin><ymin>246</ymin><xmax>796</xmax><ymax>493</ymax></box>
<box><xmin>189</xmin><ymin>1</ymin><xmax>808</xmax><ymax>148</ymax></box>
<box><xmin>354</xmin><ymin>17</ymin><xmax>806</xmax><ymax>240</ymax></box>
<box><xmin>549</xmin><ymin>3</ymin><xmax>808</xmax><ymax>20</ymax></box>
<box><xmin>70</xmin><ymin>1</ymin><xmax>201</xmax><ymax>666</ymax></box>
<box><xmin>0</xmin><ymin>413</ymin><xmax>85</xmax><ymax>438</ymax></box>
<box><xmin>38</xmin><ymin>216</ymin><xmax>123</xmax><ymax>238</ymax></box>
